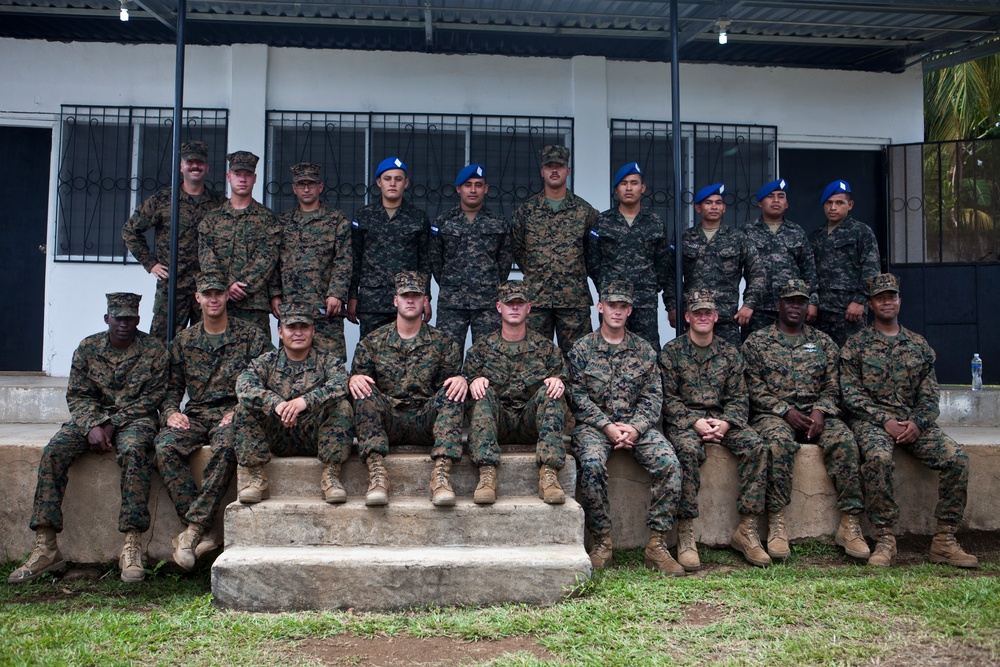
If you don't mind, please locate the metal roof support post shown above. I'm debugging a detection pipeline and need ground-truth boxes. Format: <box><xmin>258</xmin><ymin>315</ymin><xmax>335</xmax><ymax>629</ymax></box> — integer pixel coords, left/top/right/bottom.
<box><xmin>167</xmin><ymin>0</ymin><xmax>187</xmax><ymax>344</ymax></box>
<box><xmin>670</xmin><ymin>0</ymin><xmax>684</xmax><ymax>319</ymax></box>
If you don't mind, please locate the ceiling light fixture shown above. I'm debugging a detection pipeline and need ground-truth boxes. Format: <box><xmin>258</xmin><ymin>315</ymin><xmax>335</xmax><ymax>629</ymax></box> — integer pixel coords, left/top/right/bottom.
<box><xmin>717</xmin><ymin>17</ymin><xmax>731</xmax><ymax>45</ymax></box>
<box><xmin>120</xmin><ymin>0</ymin><xmax>129</xmax><ymax>22</ymax></box>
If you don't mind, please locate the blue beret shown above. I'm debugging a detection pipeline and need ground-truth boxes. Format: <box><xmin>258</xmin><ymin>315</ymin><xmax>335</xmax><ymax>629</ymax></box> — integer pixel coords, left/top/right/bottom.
<box><xmin>821</xmin><ymin>180</ymin><xmax>851</xmax><ymax>205</ymax></box>
<box><xmin>756</xmin><ymin>178</ymin><xmax>787</xmax><ymax>202</ymax></box>
<box><xmin>455</xmin><ymin>164</ymin><xmax>486</xmax><ymax>187</ymax></box>
<box><xmin>375</xmin><ymin>156</ymin><xmax>407</xmax><ymax>179</ymax></box>
<box><xmin>613</xmin><ymin>162</ymin><xmax>642</xmax><ymax>189</ymax></box>
<box><xmin>694</xmin><ymin>183</ymin><xmax>725</xmax><ymax>205</ymax></box>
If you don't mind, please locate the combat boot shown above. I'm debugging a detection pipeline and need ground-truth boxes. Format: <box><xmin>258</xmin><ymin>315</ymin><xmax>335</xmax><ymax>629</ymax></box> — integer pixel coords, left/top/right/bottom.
<box><xmin>172</xmin><ymin>523</ymin><xmax>205</xmax><ymax>572</ymax></box>
<box><xmin>365</xmin><ymin>453</ymin><xmax>389</xmax><ymax>506</ymax></box>
<box><xmin>835</xmin><ymin>513</ymin><xmax>871</xmax><ymax>560</ymax></box>
<box><xmin>7</xmin><ymin>527</ymin><xmax>65</xmax><ymax>584</ymax></box>
<box><xmin>676</xmin><ymin>518</ymin><xmax>701</xmax><ymax>572</ymax></box>
<box><xmin>430</xmin><ymin>457</ymin><xmax>456</xmax><ymax>507</ymax></box>
<box><xmin>119</xmin><ymin>530</ymin><xmax>145</xmax><ymax>583</ymax></box>
<box><xmin>731</xmin><ymin>514</ymin><xmax>771</xmax><ymax>567</ymax></box>
<box><xmin>321</xmin><ymin>463</ymin><xmax>347</xmax><ymax>504</ymax></box>
<box><xmin>929</xmin><ymin>521</ymin><xmax>979</xmax><ymax>568</ymax></box>
<box><xmin>766</xmin><ymin>509</ymin><xmax>791</xmax><ymax>559</ymax></box>
<box><xmin>589</xmin><ymin>532</ymin><xmax>613</xmax><ymax>569</ymax></box>
<box><xmin>538</xmin><ymin>464</ymin><xmax>565</xmax><ymax>504</ymax></box>
<box><xmin>644</xmin><ymin>530</ymin><xmax>686</xmax><ymax>576</ymax></box>
<box><xmin>868</xmin><ymin>525</ymin><xmax>897</xmax><ymax>567</ymax></box>
<box><xmin>473</xmin><ymin>464</ymin><xmax>498</xmax><ymax>505</ymax></box>
<box><xmin>238</xmin><ymin>465</ymin><xmax>269</xmax><ymax>504</ymax></box>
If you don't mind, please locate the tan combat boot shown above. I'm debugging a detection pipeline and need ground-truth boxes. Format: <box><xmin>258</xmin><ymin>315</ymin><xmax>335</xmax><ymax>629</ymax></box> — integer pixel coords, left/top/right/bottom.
<box><xmin>119</xmin><ymin>530</ymin><xmax>145</xmax><ymax>583</ymax></box>
<box><xmin>430</xmin><ymin>457</ymin><xmax>456</xmax><ymax>507</ymax></box>
<box><xmin>538</xmin><ymin>464</ymin><xmax>565</xmax><ymax>504</ymax></box>
<box><xmin>676</xmin><ymin>518</ymin><xmax>701</xmax><ymax>572</ymax></box>
<box><xmin>731</xmin><ymin>514</ymin><xmax>771</xmax><ymax>567</ymax></box>
<box><xmin>766</xmin><ymin>509</ymin><xmax>791</xmax><ymax>559</ymax></box>
<box><xmin>7</xmin><ymin>527</ymin><xmax>65</xmax><ymax>584</ymax></box>
<box><xmin>835</xmin><ymin>513</ymin><xmax>871</xmax><ymax>560</ymax></box>
<box><xmin>868</xmin><ymin>526</ymin><xmax>897</xmax><ymax>567</ymax></box>
<box><xmin>172</xmin><ymin>523</ymin><xmax>205</xmax><ymax>572</ymax></box>
<box><xmin>589</xmin><ymin>532</ymin><xmax>613</xmax><ymax>569</ymax></box>
<box><xmin>238</xmin><ymin>465</ymin><xmax>270</xmax><ymax>504</ymax></box>
<box><xmin>644</xmin><ymin>530</ymin><xmax>686</xmax><ymax>576</ymax></box>
<box><xmin>365</xmin><ymin>453</ymin><xmax>389</xmax><ymax>506</ymax></box>
<box><xmin>473</xmin><ymin>464</ymin><xmax>498</xmax><ymax>505</ymax></box>
<box><xmin>929</xmin><ymin>521</ymin><xmax>979</xmax><ymax>568</ymax></box>
<box><xmin>321</xmin><ymin>463</ymin><xmax>347</xmax><ymax>504</ymax></box>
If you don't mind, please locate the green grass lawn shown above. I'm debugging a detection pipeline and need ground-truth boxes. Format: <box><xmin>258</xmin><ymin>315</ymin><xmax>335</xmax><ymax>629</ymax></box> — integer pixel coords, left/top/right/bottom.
<box><xmin>2</xmin><ymin>543</ymin><xmax>998</xmax><ymax>667</ymax></box>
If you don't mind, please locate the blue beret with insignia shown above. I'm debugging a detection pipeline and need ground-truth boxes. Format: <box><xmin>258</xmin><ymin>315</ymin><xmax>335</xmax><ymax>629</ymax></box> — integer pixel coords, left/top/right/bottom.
<box><xmin>375</xmin><ymin>156</ymin><xmax>407</xmax><ymax>179</ymax></box>
<box><xmin>821</xmin><ymin>180</ymin><xmax>851</xmax><ymax>205</ymax></box>
<box><xmin>612</xmin><ymin>162</ymin><xmax>642</xmax><ymax>189</ymax></box>
<box><xmin>694</xmin><ymin>183</ymin><xmax>725</xmax><ymax>205</ymax></box>
<box><xmin>455</xmin><ymin>164</ymin><xmax>486</xmax><ymax>187</ymax></box>
<box><xmin>756</xmin><ymin>178</ymin><xmax>787</xmax><ymax>202</ymax></box>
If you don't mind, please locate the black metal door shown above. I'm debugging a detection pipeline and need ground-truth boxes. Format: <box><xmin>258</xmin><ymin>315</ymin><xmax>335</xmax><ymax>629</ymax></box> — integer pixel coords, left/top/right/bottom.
<box><xmin>0</xmin><ymin>127</ymin><xmax>51</xmax><ymax>371</ymax></box>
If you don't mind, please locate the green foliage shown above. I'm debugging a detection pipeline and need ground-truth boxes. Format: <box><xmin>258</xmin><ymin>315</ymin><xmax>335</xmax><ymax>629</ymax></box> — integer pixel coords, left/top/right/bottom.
<box><xmin>925</xmin><ymin>51</ymin><xmax>1000</xmax><ymax>142</ymax></box>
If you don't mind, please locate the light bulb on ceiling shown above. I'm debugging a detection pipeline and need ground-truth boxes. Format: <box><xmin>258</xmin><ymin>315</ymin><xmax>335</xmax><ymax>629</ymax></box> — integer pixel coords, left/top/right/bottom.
<box><xmin>719</xmin><ymin>30</ymin><xmax>727</xmax><ymax>45</ymax></box>
<box><xmin>120</xmin><ymin>0</ymin><xmax>129</xmax><ymax>21</ymax></box>
<box><xmin>716</xmin><ymin>17</ymin><xmax>731</xmax><ymax>45</ymax></box>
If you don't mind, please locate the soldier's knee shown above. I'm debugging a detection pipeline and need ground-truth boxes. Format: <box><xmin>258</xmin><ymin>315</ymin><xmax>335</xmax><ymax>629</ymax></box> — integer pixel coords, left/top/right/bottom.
<box><xmin>862</xmin><ymin>449</ymin><xmax>894</xmax><ymax>469</ymax></box>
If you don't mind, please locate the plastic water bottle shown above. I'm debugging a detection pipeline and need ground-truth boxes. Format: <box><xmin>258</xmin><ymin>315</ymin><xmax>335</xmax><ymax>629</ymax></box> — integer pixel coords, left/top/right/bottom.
<box><xmin>972</xmin><ymin>354</ymin><xmax>983</xmax><ymax>391</ymax></box>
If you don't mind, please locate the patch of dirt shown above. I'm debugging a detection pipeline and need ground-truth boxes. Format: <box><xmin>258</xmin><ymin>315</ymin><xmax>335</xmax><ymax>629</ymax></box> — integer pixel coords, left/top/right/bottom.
<box><xmin>291</xmin><ymin>635</ymin><xmax>555</xmax><ymax>667</ymax></box>
<box><xmin>679</xmin><ymin>601</ymin><xmax>725</xmax><ymax>627</ymax></box>
<box><xmin>865</xmin><ymin>641</ymin><xmax>999</xmax><ymax>666</ymax></box>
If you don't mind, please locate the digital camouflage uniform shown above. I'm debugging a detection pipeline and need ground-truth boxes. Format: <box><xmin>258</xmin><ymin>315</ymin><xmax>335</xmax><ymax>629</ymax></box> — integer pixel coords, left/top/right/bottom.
<box><xmin>155</xmin><ymin>318</ymin><xmax>272</xmax><ymax>528</ymax></box>
<box><xmin>586</xmin><ymin>207</ymin><xmax>669</xmax><ymax>348</ymax></box>
<box><xmin>742</xmin><ymin>324</ymin><xmax>864</xmax><ymax>514</ymax></box>
<box><xmin>743</xmin><ymin>217</ymin><xmax>818</xmax><ymax>334</ymax></box>
<box><xmin>570</xmin><ymin>330</ymin><xmax>680</xmax><ymax>535</ymax></box>
<box><xmin>121</xmin><ymin>186</ymin><xmax>224</xmax><ymax>340</ymax></box>
<box><xmin>464</xmin><ymin>328</ymin><xmax>568</xmax><ymax>468</ymax></box>
<box><xmin>31</xmin><ymin>331</ymin><xmax>167</xmax><ymax>534</ymax></box>
<box><xmin>350</xmin><ymin>200</ymin><xmax>432</xmax><ymax>338</ymax></box>
<box><xmin>352</xmin><ymin>322</ymin><xmax>464</xmax><ymax>461</ymax></box>
<box><xmin>659</xmin><ymin>335</ymin><xmax>768</xmax><ymax>518</ymax></box>
<box><xmin>430</xmin><ymin>205</ymin><xmax>513</xmax><ymax>345</ymax></box>
<box><xmin>512</xmin><ymin>191</ymin><xmax>597</xmax><ymax>356</ymax></box>
<box><xmin>810</xmin><ymin>217</ymin><xmax>880</xmax><ymax>346</ymax></box>
<box><xmin>840</xmin><ymin>325</ymin><xmax>968</xmax><ymax>526</ymax></box>
<box><xmin>664</xmin><ymin>225</ymin><xmax>766</xmax><ymax>347</ymax></box>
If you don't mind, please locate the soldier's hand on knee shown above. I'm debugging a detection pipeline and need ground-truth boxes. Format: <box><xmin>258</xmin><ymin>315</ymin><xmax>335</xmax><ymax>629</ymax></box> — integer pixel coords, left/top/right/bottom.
<box><xmin>784</xmin><ymin>408</ymin><xmax>813</xmax><ymax>433</ymax></box>
<box><xmin>615</xmin><ymin>423</ymin><xmax>639</xmax><ymax>449</ymax></box>
<box><xmin>275</xmin><ymin>397</ymin><xmax>307</xmax><ymax>427</ymax></box>
<box><xmin>806</xmin><ymin>409</ymin><xmax>825</xmax><ymax>440</ymax></box>
<box><xmin>219</xmin><ymin>411</ymin><xmax>234</xmax><ymax>427</ymax></box>
<box><xmin>602</xmin><ymin>423</ymin><xmax>627</xmax><ymax>447</ymax></box>
<box><xmin>87</xmin><ymin>425</ymin><xmax>113</xmax><ymax>453</ymax></box>
<box><xmin>543</xmin><ymin>377</ymin><xmax>565</xmax><ymax>399</ymax></box>
<box><xmin>469</xmin><ymin>377</ymin><xmax>490</xmax><ymax>401</ymax></box>
<box><xmin>349</xmin><ymin>374</ymin><xmax>376</xmax><ymax>400</ymax></box>
<box><xmin>166</xmin><ymin>412</ymin><xmax>190</xmax><ymax>430</ymax></box>
<box><xmin>895</xmin><ymin>420</ymin><xmax>921</xmax><ymax>445</ymax></box>
<box><xmin>443</xmin><ymin>376</ymin><xmax>468</xmax><ymax>402</ymax></box>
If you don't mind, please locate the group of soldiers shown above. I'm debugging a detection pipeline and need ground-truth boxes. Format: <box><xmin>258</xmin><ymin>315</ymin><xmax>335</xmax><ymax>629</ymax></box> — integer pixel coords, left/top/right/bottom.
<box><xmin>7</xmin><ymin>142</ymin><xmax>977</xmax><ymax>585</ymax></box>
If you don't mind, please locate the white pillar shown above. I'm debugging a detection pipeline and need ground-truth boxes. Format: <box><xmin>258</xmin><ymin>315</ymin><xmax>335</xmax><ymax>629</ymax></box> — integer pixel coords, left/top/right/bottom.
<box><xmin>570</xmin><ymin>55</ymin><xmax>610</xmax><ymax>212</ymax></box>
<box><xmin>227</xmin><ymin>44</ymin><xmax>269</xmax><ymax>200</ymax></box>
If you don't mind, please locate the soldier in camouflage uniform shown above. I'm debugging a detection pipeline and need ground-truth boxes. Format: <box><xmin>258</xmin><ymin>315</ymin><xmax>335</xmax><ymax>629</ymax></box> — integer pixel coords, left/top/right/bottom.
<box><xmin>235</xmin><ymin>302</ymin><xmax>354</xmax><ymax>505</ymax></box>
<box><xmin>659</xmin><ymin>289</ymin><xmax>770</xmax><ymax>569</ymax></box>
<box><xmin>810</xmin><ymin>180</ymin><xmax>881</xmax><ymax>347</ymax></box>
<box><xmin>349</xmin><ymin>271</ymin><xmax>468</xmax><ymax>507</ymax></box>
<box><xmin>840</xmin><ymin>273</ymin><xmax>977</xmax><ymax>568</ymax></box>
<box><xmin>269</xmin><ymin>163</ymin><xmax>353</xmax><ymax>362</ymax></box>
<box><xmin>570</xmin><ymin>280</ymin><xmax>683</xmax><ymax>575</ymax></box>
<box><xmin>586</xmin><ymin>162</ymin><xmax>668</xmax><ymax>348</ymax></box>
<box><xmin>742</xmin><ymin>278</ymin><xmax>870</xmax><ymax>561</ymax></box>
<box><xmin>743</xmin><ymin>179</ymin><xmax>819</xmax><ymax>336</ymax></box>
<box><xmin>349</xmin><ymin>157</ymin><xmax>432</xmax><ymax>339</ymax></box>
<box><xmin>155</xmin><ymin>273</ymin><xmax>272</xmax><ymax>571</ymax></box>
<box><xmin>198</xmin><ymin>151</ymin><xmax>281</xmax><ymax>339</ymax></box>
<box><xmin>122</xmin><ymin>140</ymin><xmax>224</xmax><ymax>341</ymax></box>
<box><xmin>9</xmin><ymin>293</ymin><xmax>167</xmax><ymax>585</ymax></box>
<box><xmin>464</xmin><ymin>280</ymin><xmax>568</xmax><ymax>506</ymax></box>
<box><xmin>430</xmin><ymin>164</ymin><xmax>513</xmax><ymax>346</ymax></box>
<box><xmin>664</xmin><ymin>184</ymin><xmax>766</xmax><ymax>347</ymax></box>
<box><xmin>512</xmin><ymin>145</ymin><xmax>597</xmax><ymax>356</ymax></box>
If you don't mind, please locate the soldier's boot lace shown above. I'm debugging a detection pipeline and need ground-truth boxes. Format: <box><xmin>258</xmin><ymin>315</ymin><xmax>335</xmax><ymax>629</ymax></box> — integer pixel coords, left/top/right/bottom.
<box><xmin>119</xmin><ymin>530</ymin><xmax>145</xmax><ymax>583</ymax></box>
<box><xmin>589</xmin><ymin>532</ymin><xmax>613</xmax><ymax>569</ymax></box>
<box><xmin>7</xmin><ymin>527</ymin><xmax>65</xmax><ymax>584</ymax></box>
<box><xmin>473</xmin><ymin>464</ymin><xmax>498</xmax><ymax>505</ymax></box>
<box><xmin>538</xmin><ymin>464</ymin><xmax>565</xmax><ymax>504</ymax></box>
<box><xmin>868</xmin><ymin>526</ymin><xmax>897</xmax><ymax>567</ymax></box>
<box><xmin>929</xmin><ymin>521</ymin><xmax>979</xmax><ymax>568</ymax></box>
<box><xmin>676</xmin><ymin>518</ymin><xmax>701</xmax><ymax>572</ymax></box>
<box><xmin>238</xmin><ymin>465</ymin><xmax>270</xmax><ymax>504</ymax></box>
<box><xmin>835</xmin><ymin>513</ymin><xmax>871</xmax><ymax>559</ymax></box>
<box><xmin>643</xmin><ymin>530</ymin><xmax>686</xmax><ymax>576</ymax></box>
<box><xmin>321</xmin><ymin>463</ymin><xmax>347</xmax><ymax>504</ymax></box>
<box><xmin>365</xmin><ymin>453</ymin><xmax>389</xmax><ymax>507</ymax></box>
<box><xmin>767</xmin><ymin>509</ymin><xmax>791</xmax><ymax>559</ymax></box>
<box><xmin>732</xmin><ymin>514</ymin><xmax>772</xmax><ymax>567</ymax></box>
<box><xmin>430</xmin><ymin>457</ymin><xmax>456</xmax><ymax>507</ymax></box>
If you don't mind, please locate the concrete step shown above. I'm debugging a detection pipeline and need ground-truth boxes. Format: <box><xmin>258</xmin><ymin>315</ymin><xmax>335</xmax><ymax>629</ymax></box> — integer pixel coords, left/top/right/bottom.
<box><xmin>224</xmin><ymin>496</ymin><xmax>586</xmax><ymax>549</ymax></box>
<box><xmin>212</xmin><ymin>545</ymin><xmax>592</xmax><ymax>611</ymax></box>
<box><xmin>0</xmin><ymin>376</ymin><xmax>69</xmax><ymax>423</ymax></box>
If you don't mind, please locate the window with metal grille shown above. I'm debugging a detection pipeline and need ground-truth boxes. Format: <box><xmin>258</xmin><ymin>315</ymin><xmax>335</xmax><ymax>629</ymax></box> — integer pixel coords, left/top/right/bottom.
<box><xmin>55</xmin><ymin>106</ymin><xmax>229</xmax><ymax>262</ymax></box>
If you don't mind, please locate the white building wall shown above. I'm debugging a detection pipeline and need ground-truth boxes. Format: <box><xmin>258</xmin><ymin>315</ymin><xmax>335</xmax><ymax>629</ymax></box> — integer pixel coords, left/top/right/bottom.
<box><xmin>0</xmin><ymin>38</ymin><xmax>924</xmax><ymax>376</ymax></box>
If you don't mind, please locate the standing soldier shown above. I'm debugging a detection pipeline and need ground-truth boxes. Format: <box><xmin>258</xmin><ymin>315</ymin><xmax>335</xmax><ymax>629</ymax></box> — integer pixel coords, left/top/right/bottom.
<box><xmin>430</xmin><ymin>164</ymin><xmax>513</xmax><ymax>346</ymax></box>
<box><xmin>155</xmin><ymin>273</ymin><xmax>272</xmax><ymax>571</ymax></box>
<box><xmin>586</xmin><ymin>162</ymin><xmax>669</xmax><ymax>348</ymax></box>
<box><xmin>743</xmin><ymin>178</ymin><xmax>819</xmax><ymax>335</ymax></box>
<box><xmin>270</xmin><ymin>163</ymin><xmax>352</xmax><ymax>362</ymax></box>
<box><xmin>810</xmin><ymin>180</ymin><xmax>881</xmax><ymax>346</ymax></box>
<box><xmin>349</xmin><ymin>157</ymin><xmax>432</xmax><ymax>339</ymax></box>
<box><xmin>9</xmin><ymin>293</ymin><xmax>167</xmax><ymax>584</ymax></box>
<box><xmin>570</xmin><ymin>280</ymin><xmax>683</xmax><ymax>575</ymax></box>
<box><xmin>198</xmin><ymin>151</ymin><xmax>281</xmax><ymax>339</ymax></box>
<box><xmin>464</xmin><ymin>280</ymin><xmax>569</xmax><ymax>506</ymax></box>
<box><xmin>122</xmin><ymin>140</ymin><xmax>224</xmax><ymax>340</ymax></box>
<box><xmin>840</xmin><ymin>274</ymin><xmax>977</xmax><ymax>568</ymax></box>
<box><xmin>742</xmin><ymin>279</ymin><xmax>870</xmax><ymax>562</ymax></box>
<box><xmin>512</xmin><ymin>145</ymin><xmax>597</xmax><ymax>356</ymax></box>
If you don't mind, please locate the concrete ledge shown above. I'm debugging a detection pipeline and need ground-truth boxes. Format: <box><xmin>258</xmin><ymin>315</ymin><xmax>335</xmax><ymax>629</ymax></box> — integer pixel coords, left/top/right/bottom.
<box><xmin>0</xmin><ymin>377</ymin><xmax>69</xmax><ymax>424</ymax></box>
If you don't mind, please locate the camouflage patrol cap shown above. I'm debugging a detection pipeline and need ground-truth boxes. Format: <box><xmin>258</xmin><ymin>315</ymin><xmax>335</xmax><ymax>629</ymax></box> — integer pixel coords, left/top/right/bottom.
<box><xmin>291</xmin><ymin>162</ymin><xmax>322</xmax><ymax>184</ymax></box>
<box><xmin>867</xmin><ymin>273</ymin><xmax>900</xmax><ymax>297</ymax></box>
<box><xmin>686</xmin><ymin>289</ymin><xmax>716</xmax><ymax>312</ymax></box>
<box><xmin>106</xmin><ymin>292</ymin><xmax>141</xmax><ymax>318</ymax></box>
<box><xmin>278</xmin><ymin>302</ymin><xmax>314</xmax><ymax>326</ymax></box>
<box><xmin>777</xmin><ymin>278</ymin><xmax>811</xmax><ymax>300</ymax></box>
<box><xmin>497</xmin><ymin>280</ymin><xmax>530</xmax><ymax>303</ymax></box>
<box><xmin>394</xmin><ymin>271</ymin><xmax>427</xmax><ymax>296</ymax></box>
<box><xmin>602</xmin><ymin>279</ymin><xmax>634</xmax><ymax>304</ymax></box>
<box><xmin>227</xmin><ymin>150</ymin><xmax>259</xmax><ymax>173</ymax></box>
<box><xmin>180</xmin><ymin>141</ymin><xmax>209</xmax><ymax>161</ymax></box>
<box><xmin>540</xmin><ymin>145</ymin><xmax>570</xmax><ymax>166</ymax></box>
<box><xmin>196</xmin><ymin>272</ymin><xmax>227</xmax><ymax>293</ymax></box>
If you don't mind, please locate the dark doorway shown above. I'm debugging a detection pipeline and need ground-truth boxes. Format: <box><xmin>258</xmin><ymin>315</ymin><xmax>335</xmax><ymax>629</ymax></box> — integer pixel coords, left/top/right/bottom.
<box><xmin>0</xmin><ymin>126</ymin><xmax>51</xmax><ymax>372</ymax></box>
